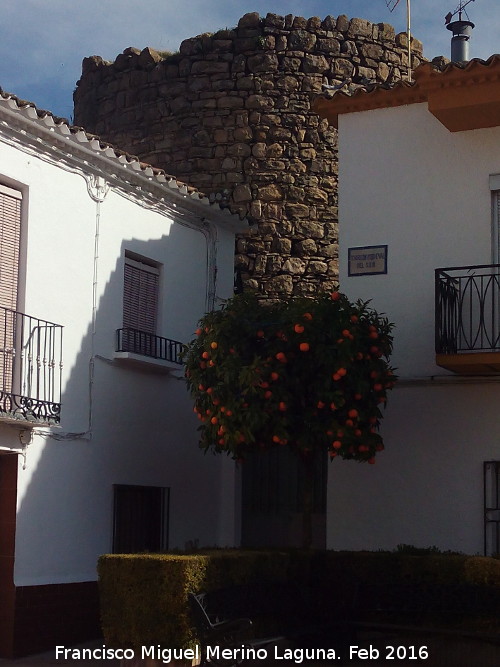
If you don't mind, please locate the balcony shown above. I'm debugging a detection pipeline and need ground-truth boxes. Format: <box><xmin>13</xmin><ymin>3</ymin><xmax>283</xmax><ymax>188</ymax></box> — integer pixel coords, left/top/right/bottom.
<box><xmin>0</xmin><ymin>307</ymin><xmax>63</xmax><ymax>425</ymax></box>
<box><xmin>435</xmin><ymin>264</ymin><xmax>500</xmax><ymax>374</ymax></box>
<box><xmin>115</xmin><ymin>328</ymin><xmax>183</xmax><ymax>372</ymax></box>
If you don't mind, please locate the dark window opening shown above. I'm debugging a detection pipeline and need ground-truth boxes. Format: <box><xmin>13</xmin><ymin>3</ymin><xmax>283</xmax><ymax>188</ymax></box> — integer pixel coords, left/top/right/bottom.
<box><xmin>484</xmin><ymin>461</ymin><xmax>500</xmax><ymax>557</ymax></box>
<box><xmin>113</xmin><ymin>484</ymin><xmax>169</xmax><ymax>554</ymax></box>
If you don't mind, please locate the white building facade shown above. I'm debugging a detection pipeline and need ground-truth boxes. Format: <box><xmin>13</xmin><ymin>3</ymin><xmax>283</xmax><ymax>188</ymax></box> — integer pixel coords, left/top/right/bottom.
<box><xmin>0</xmin><ymin>91</ymin><xmax>246</xmax><ymax>657</ymax></box>
<box><xmin>314</xmin><ymin>57</ymin><xmax>500</xmax><ymax>557</ymax></box>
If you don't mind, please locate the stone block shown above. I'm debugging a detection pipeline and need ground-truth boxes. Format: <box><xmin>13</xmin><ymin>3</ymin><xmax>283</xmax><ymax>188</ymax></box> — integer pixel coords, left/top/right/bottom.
<box><xmin>289</xmin><ymin>30</ymin><xmax>317</xmax><ymax>51</ymax></box>
<box><xmin>347</xmin><ymin>17</ymin><xmax>373</xmax><ymax>39</ymax></box>
<box><xmin>283</xmin><ymin>257</ymin><xmax>306</xmax><ymax>274</ymax></box>
<box><xmin>302</xmin><ymin>54</ymin><xmax>329</xmax><ymax>73</ymax></box>
<box><xmin>252</xmin><ymin>143</ymin><xmax>267</xmax><ymax>158</ymax></box>
<box><xmin>233</xmin><ymin>126</ymin><xmax>253</xmax><ymax>141</ymax></box>
<box><xmin>246</xmin><ymin>95</ymin><xmax>274</xmax><ymax>111</ymax></box>
<box><xmin>317</xmin><ymin>38</ymin><xmax>341</xmax><ymax>54</ymax></box>
<box><xmin>228</xmin><ymin>143</ymin><xmax>252</xmax><ymax>157</ymax></box>
<box><xmin>238</xmin><ymin>12</ymin><xmax>261</xmax><ymax>28</ymax></box>
<box><xmin>331</xmin><ymin>58</ymin><xmax>355</xmax><ymax>78</ymax></box>
<box><xmin>285</xmin><ymin>203</ymin><xmax>309</xmax><ymax>219</ymax></box>
<box><xmin>259</xmin><ymin>184</ymin><xmax>283</xmax><ymax>201</ymax></box>
<box><xmin>336</xmin><ymin>15</ymin><xmax>350</xmax><ymax>33</ymax></box>
<box><xmin>248</xmin><ymin>53</ymin><xmax>279</xmax><ymax>73</ymax></box>
<box><xmin>265</xmin><ymin>13</ymin><xmax>285</xmax><ymax>29</ymax></box>
<box><xmin>293</xmin><ymin>239</ymin><xmax>317</xmax><ymax>256</ymax></box>
<box><xmin>191</xmin><ymin>61</ymin><xmax>229</xmax><ymax>75</ymax></box>
<box><xmin>217</xmin><ymin>96</ymin><xmax>245</xmax><ymax>109</ymax></box>
<box><xmin>267</xmin><ymin>274</ymin><xmax>293</xmax><ymax>295</ymax></box>
<box><xmin>233</xmin><ymin>184</ymin><xmax>252</xmax><ymax>202</ymax></box>
<box><xmin>296</xmin><ymin>220</ymin><xmax>324</xmax><ymax>238</ymax></box>
<box><xmin>281</xmin><ymin>57</ymin><xmax>302</xmax><ymax>72</ymax></box>
<box><xmin>308</xmin><ymin>260</ymin><xmax>328</xmax><ymax>274</ymax></box>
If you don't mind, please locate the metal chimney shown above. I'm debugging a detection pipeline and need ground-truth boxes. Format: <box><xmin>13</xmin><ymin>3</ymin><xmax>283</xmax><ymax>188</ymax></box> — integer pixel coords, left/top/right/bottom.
<box><xmin>446</xmin><ymin>19</ymin><xmax>475</xmax><ymax>61</ymax></box>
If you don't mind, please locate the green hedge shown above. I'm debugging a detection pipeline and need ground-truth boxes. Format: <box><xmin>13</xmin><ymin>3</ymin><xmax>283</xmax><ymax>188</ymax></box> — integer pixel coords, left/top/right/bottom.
<box><xmin>98</xmin><ymin>550</ymin><xmax>293</xmax><ymax>649</ymax></box>
<box><xmin>98</xmin><ymin>550</ymin><xmax>500</xmax><ymax>649</ymax></box>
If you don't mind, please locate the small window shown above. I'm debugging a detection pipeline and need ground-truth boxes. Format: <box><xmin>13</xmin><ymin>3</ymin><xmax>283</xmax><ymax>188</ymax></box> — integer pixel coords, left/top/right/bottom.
<box><xmin>484</xmin><ymin>461</ymin><xmax>500</xmax><ymax>557</ymax></box>
<box><xmin>0</xmin><ymin>184</ymin><xmax>22</xmax><ymax>395</ymax></box>
<box><xmin>122</xmin><ymin>253</ymin><xmax>160</xmax><ymax>357</ymax></box>
<box><xmin>112</xmin><ymin>484</ymin><xmax>169</xmax><ymax>554</ymax></box>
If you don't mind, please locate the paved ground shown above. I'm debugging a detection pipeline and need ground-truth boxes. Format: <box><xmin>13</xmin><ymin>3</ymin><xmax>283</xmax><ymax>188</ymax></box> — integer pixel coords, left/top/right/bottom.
<box><xmin>1</xmin><ymin>631</ymin><xmax>499</xmax><ymax>666</ymax></box>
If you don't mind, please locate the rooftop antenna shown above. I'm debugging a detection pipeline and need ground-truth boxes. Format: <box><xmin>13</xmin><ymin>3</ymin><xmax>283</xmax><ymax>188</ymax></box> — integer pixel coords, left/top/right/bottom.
<box><xmin>445</xmin><ymin>0</ymin><xmax>475</xmax><ymax>61</ymax></box>
<box><xmin>386</xmin><ymin>0</ymin><xmax>412</xmax><ymax>81</ymax></box>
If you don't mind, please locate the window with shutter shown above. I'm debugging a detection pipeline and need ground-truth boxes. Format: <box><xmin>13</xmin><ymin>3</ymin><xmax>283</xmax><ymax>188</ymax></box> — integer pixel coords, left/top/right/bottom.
<box><xmin>0</xmin><ymin>185</ymin><xmax>21</xmax><ymax>393</ymax></box>
<box><xmin>122</xmin><ymin>254</ymin><xmax>160</xmax><ymax>357</ymax></box>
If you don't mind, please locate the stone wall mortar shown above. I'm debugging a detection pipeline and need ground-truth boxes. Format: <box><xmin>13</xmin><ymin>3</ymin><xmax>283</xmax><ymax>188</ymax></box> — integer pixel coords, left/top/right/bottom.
<box><xmin>74</xmin><ymin>12</ymin><xmax>424</xmax><ymax>299</ymax></box>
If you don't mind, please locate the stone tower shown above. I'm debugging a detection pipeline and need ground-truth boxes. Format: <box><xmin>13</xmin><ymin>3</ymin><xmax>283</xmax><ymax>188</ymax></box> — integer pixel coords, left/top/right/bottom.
<box><xmin>74</xmin><ymin>12</ymin><xmax>423</xmax><ymax>299</ymax></box>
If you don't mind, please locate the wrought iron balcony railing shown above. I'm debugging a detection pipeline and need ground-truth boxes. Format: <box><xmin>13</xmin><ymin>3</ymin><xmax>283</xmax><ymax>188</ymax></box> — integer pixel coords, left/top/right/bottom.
<box><xmin>116</xmin><ymin>328</ymin><xmax>183</xmax><ymax>365</ymax></box>
<box><xmin>435</xmin><ymin>264</ymin><xmax>500</xmax><ymax>354</ymax></box>
<box><xmin>0</xmin><ymin>307</ymin><xmax>63</xmax><ymax>425</ymax></box>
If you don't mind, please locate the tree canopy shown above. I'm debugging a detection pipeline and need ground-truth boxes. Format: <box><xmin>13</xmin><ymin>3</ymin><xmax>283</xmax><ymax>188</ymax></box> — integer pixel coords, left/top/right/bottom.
<box><xmin>183</xmin><ymin>291</ymin><xmax>396</xmax><ymax>464</ymax></box>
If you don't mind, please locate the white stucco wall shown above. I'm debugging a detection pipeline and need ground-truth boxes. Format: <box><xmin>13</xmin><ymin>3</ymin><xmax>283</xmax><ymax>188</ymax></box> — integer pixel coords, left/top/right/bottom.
<box><xmin>0</xmin><ymin>135</ymin><xmax>241</xmax><ymax>585</ymax></box>
<box><xmin>326</xmin><ymin>101</ymin><xmax>500</xmax><ymax>554</ymax></box>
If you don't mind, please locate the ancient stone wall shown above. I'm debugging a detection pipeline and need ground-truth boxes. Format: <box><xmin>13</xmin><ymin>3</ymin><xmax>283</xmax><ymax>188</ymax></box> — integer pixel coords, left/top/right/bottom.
<box><xmin>74</xmin><ymin>12</ymin><xmax>423</xmax><ymax>299</ymax></box>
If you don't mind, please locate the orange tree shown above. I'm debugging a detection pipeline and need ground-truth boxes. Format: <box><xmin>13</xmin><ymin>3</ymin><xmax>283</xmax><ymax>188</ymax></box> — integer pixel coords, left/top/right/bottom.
<box><xmin>183</xmin><ymin>291</ymin><xmax>396</xmax><ymax>545</ymax></box>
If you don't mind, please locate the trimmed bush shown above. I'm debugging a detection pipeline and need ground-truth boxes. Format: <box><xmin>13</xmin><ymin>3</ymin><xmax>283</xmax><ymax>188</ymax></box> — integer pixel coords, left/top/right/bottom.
<box><xmin>98</xmin><ymin>551</ymin><xmax>292</xmax><ymax>649</ymax></box>
<box><xmin>98</xmin><ymin>550</ymin><xmax>500</xmax><ymax>649</ymax></box>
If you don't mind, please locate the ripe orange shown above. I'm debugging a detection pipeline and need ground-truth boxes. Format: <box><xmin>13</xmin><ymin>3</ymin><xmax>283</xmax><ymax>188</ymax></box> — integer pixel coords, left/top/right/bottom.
<box><xmin>264</xmin><ymin>390</ymin><xmax>273</xmax><ymax>399</ymax></box>
<box><xmin>210</xmin><ymin>416</ymin><xmax>218</xmax><ymax>424</ymax></box>
<box><xmin>303</xmin><ymin>312</ymin><xmax>313</xmax><ymax>320</ymax></box>
<box><xmin>202</xmin><ymin>351</ymin><xmax>210</xmax><ymax>359</ymax></box>
<box><xmin>195</xmin><ymin>328</ymin><xmax>202</xmax><ymax>336</ymax></box>
<box><xmin>294</xmin><ymin>323</ymin><xmax>305</xmax><ymax>334</ymax></box>
<box><xmin>270</xmin><ymin>372</ymin><xmax>279</xmax><ymax>381</ymax></box>
<box><xmin>276</xmin><ymin>352</ymin><xmax>287</xmax><ymax>363</ymax></box>
<box><xmin>331</xmin><ymin>291</ymin><xmax>341</xmax><ymax>301</ymax></box>
<box><xmin>350</xmin><ymin>315</ymin><xmax>358</xmax><ymax>323</ymax></box>
<box><xmin>332</xmin><ymin>440</ymin><xmax>342</xmax><ymax>450</ymax></box>
<box><xmin>278</xmin><ymin>401</ymin><xmax>287</xmax><ymax>411</ymax></box>
<box><xmin>348</xmin><ymin>409</ymin><xmax>358</xmax><ymax>419</ymax></box>
<box><xmin>210</xmin><ymin>341</ymin><xmax>218</xmax><ymax>349</ymax></box>
<box><xmin>299</xmin><ymin>342</ymin><xmax>310</xmax><ymax>352</ymax></box>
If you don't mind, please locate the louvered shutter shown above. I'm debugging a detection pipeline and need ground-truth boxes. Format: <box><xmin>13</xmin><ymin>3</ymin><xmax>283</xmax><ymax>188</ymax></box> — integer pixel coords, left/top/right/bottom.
<box><xmin>0</xmin><ymin>184</ymin><xmax>21</xmax><ymax>311</ymax></box>
<box><xmin>494</xmin><ymin>190</ymin><xmax>500</xmax><ymax>264</ymax></box>
<box><xmin>123</xmin><ymin>258</ymin><xmax>159</xmax><ymax>333</ymax></box>
<box><xmin>0</xmin><ymin>184</ymin><xmax>21</xmax><ymax>392</ymax></box>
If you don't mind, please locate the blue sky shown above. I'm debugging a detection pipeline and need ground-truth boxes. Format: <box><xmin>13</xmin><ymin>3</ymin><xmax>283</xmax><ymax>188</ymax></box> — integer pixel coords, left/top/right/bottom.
<box><xmin>0</xmin><ymin>0</ymin><xmax>497</xmax><ymax>121</ymax></box>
